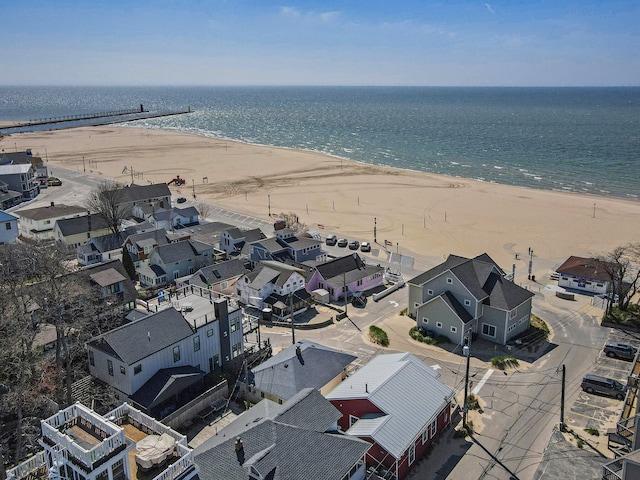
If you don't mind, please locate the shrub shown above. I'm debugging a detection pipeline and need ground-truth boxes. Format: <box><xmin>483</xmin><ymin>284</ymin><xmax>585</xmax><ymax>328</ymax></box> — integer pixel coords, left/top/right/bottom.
<box><xmin>529</xmin><ymin>314</ymin><xmax>550</xmax><ymax>339</ymax></box>
<box><xmin>400</xmin><ymin>307</ymin><xmax>408</xmax><ymax>316</ymax></box>
<box><xmin>409</xmin><ymin>326</ymin><xmax>447</xmax><ymax>345</ymax></box>
<box><xmin>467</xmin><ymin>394</ymin><xmax>480</xmax><ymax>410</ymax></box>
<box><xmin>369</xmin><ymin>326</ymin><xmax>390</xmax><ymax>347</ymax></box>
<box><xmin>491</xmin><ymin>355</ymin><xmax>519</xmax><ymax>369</ymax></box>
<box><xmin>585</xmin><ymin>428</ymin><xmax>600</xmax><ymax>436</ymax></box>
<box><xmin>577</xmin><ymin>438</ymin><xmax>584</xmax><ymax>449</ymax></box>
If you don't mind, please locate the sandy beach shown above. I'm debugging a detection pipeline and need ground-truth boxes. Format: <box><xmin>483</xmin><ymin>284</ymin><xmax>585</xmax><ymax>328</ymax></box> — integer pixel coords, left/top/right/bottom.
<box><xmin>3</xmin><ymin>125</ymin><xmax>640</xmax><ymax>277</ymax></box>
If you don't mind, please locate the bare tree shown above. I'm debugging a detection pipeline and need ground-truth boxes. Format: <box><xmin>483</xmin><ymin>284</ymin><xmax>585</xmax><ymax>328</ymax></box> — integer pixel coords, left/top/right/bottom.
<box><xmin>195</xmin><ymin>201</ymin><xmax>211</xmax><ymax>220</ymax></box>
<box><xmin>86</xmin><ymin>180</ymin><xmax>128</xmax><ymax>235</ymax></box>
<box><xmin>597</xmin><ymin>244</ymin><xmax>640</xmax><ymax>314</ymax></box>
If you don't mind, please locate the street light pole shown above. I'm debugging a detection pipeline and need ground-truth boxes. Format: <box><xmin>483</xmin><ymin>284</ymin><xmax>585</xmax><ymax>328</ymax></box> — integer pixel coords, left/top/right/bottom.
<box><xmin>289</xmin><ymin>292</ymin><xmax>296</xmax><ymax>345</ymax></box>
<box><xmin>463</xmin><ymin>339</ymin><xmax>471</xmax><ymax>429</ymax></box>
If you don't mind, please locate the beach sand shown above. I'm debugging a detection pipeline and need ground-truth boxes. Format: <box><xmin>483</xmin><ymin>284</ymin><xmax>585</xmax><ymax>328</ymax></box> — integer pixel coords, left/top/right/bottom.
<box><xmin>3</xmin><ymin>125</ymin><xmax>640</xmax><ymax>277</ymax></box>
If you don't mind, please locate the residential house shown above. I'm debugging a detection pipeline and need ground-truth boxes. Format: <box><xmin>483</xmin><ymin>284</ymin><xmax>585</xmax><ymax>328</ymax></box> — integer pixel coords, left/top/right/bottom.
<box><xmin>78</xmin><ymin>259</ymin><xmax>139</xmax><ymax>313</ymax></box>
<box><xmin>408</xmin><ymin>254</ymin><xmax>535</xmax><ymax>346</ymax></box>
<box><xmin>249</xmin><ymin>228</ymin><xmax>325</xmax><ymax>265</ymax></box>
<box><xmin>54</xmin><ymin>213</ymin><xmax>112</xmax><ymax>248</ymax></box>
<box><xmin>220</xmin><ymin>227</ymin><xmax>266</xmax><ymax>257</ymax></box>
<box><xmin>181</xmin><ymin>221</ymin><xmax>234</xmax><ymax>249</ymax></box>
<box><xmin>1</xmin><ymin>150</ymin><xmax>32</xmax><ymax>166</ymax></box>
<box><xmin>76</xmin><ymin>231</ymin><xmax>129</xmax><ymax>266</ymax></box>
<box><xmin>0</xmin><ymin>210</ymin><xmax>19</xmax><ymax>244</ymax></box>
<box><xmin>327</xmin><ymin>353</ymin><xmax>455</xmax><ymax>480</ymax></box>
<box><xmin>241</xmin><ymin>340</ymin><xmax>356</xmax><ymax>405</ymax></box>
<box><xmin>86</xmin><ymin>295</ymin><xmax>243</xmax><ymax>409</ymax></box>
<box><xmin>6</xmin><ymin>402</ymin><xmax>199</xmax><ymax>480</ymax></box>
<box><xmin>123</xmin><ymin>228</ymin><xmax>187</xmax><ymax>267</ymax></box>
<box><xmin>116</xmin><ymin>182</ymin><xmax>172</xmax><ymax>212</ymax></box>
<box><xmin>17</xmin><ymin>202</ymin><xmax>87</xmax><ymax>241</ymax></box>
<box><xmin>180</xmin><ymin>258</ymin><xmax>248</xmax><ymax>296</ymax></box>
<box><xmin>193</xmin><ymin>388</ymin><xmax>370</xmax><ymax>480</ymax></box>
<box><xmin>0</xmin><ymin>162</ymin><xmax>39</xmax><ymax>200</ymax></box>
<box><xmin>132</xmin><ymin>203</ymin><xmax>200</xmax><ymax>231</ymax></box>
<box><xmin>556</xmin><ymin>255</ymin><xmax>613</xmax><ymax>295</ymax></box>
<box><xmin>0</xmin><ymin>180</ymin><xmax>22</xmax><ymax>209</ymax></box>
<box><xmin>137</xmin><ymin>239</ymin><xmax>214</xmax><ymax>287</ymax></box>
<box><xmin>235</xmin><ymin>260</ymin><xmax>310</xmax><ymax>319</ymax></box>
<box><xmin>307</xmin><ymin>253</ymin><xmax>385</xmax><ymax>302</ymax></box>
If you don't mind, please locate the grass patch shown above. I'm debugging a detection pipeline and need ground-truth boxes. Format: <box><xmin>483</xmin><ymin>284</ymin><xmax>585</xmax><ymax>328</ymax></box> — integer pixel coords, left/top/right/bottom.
<box><xmin>400</xmin><ymin>307</ymin><xmax>408</xmax><ymax>316</ymax></box>
<box><xmin>491</xmin><ymin>355</ymin><xmax>519</xmax><ymax>369</ymax></box>
<box><xmin>577</xmin><ymin>438</ymin><xmax>585</xmax><ymax>449</ymax></box>
<box><xmin>585</xmin><ymin>428</ymin><xmax>600</xmax><ymax>436</ymax></box>
<box><xmin>604</xmin><ymin>304</ymin><xmax>640</xmax><ymax>327</ymax></box>
<box><xmin>409</xmin><ymin>326</ymin><xmax>449</xmax><ymax>345</ymax></box>
<box><xmin>467</xmin><ymin>394</ymin><xmax>480</xmax><ymax>411</ymax></box>
<box><xmin>529</xmin><ymin>314</ymin><xmax>550</xmax><ymax>339</ymax></box>
<box><xmin>369</xmin><ymin>325</ymin><xmax>390</xmax><ymax>347</ymax></box>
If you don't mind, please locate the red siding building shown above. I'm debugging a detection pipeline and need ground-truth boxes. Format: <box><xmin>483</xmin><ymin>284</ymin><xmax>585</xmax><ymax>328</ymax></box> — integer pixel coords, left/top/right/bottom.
<box><xmin>327</xmin><ymin>353</ymin><xmax>454</xmax><ymax>480</ymax></box>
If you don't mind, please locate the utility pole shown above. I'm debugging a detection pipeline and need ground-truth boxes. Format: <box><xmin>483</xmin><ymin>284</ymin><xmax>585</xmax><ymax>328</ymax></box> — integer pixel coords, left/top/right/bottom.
<box><xmin>528</xmin><ymin>248</ymin><xmax>534</xmax><ymax>280</ymax></box>
<box><xmin>83</xmin><ymin>156</ymin><xmax>86</xmax><ymax>172</ymax></box>
<box><xmin>463</xmin><ymin>337</ymin><xmax>471</xmax><ymax>429</ymax></box>
<box><xmin>343</xmin><ymin>272</ymin><xmax>348</xmax><ymax>317</ymax></box>
<box><xmin>374</xmin><ymin>217</ymin><xmax>377</xmax><ymax>243</ymax></box>
<box><xmin>268</xmin><ymin>194</ymin><xmax>271</xmax><ymax>217</ymax></box>
<box><xmin>560</xmin><ymin>364</ymin><xmax>566</xmax><ymax>431</ymax></box>
<box><xmin>289</xmin><ymin>292</ymin><xmax>295</xmax><ymax>345</ymax></box>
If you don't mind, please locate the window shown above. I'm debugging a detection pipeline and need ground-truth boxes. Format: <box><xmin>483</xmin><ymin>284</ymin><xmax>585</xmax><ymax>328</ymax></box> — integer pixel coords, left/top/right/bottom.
<box><xmin>482</xmin><ymin>324</ymin><xmax>496</xmax><ymax>337</ymax></box>
<box><xmin>120</xmin><ymin>365</ymin><xmax>126</xmax><ymax>375</ymax></box>
<box><xmin>414</xmin><ymin>302</ymin><xmax>420</xmax><ymax>309</ymax></box>
<box><xmin>349</xmin><ymin>415</ymin><xmax>359</xmax><ymax>427</ymax></box>
<box><xmin>5</xmin><ymin>222</ymin><xmax>11</xmax><ymax>230</ymax></box>
<box><xmin>436</xmin><ymin>322</ymin><xmax>442</xmax><ymax>329</ymax></box>
<box><xmin>134</xmin><ymin>364</ymin><xmax>142</xmax><ymax>375</ymax></box>
<box><xmin>232</xmin><ymin>342</ymin><xmax>242</xmax><ymax>358</ymax></box>
<box><xmin>89</xmin><ymin>350</ymin><xmax>95</xmax><ymax>366</ymax></box>
<box><xmin>221</xmin><ymin>281</ymin><xmax>228</xmax><ymax>290</ymax></box>
<box><xmin>427</xmin><ymin>289</ymin><xmax>433</xmax><ymax>295</ymax></box>
<box><xmin>464</xmin><ymin>299</ymin><xmax>471</xmax><ymax>306</ymax></box>
<box><xmin>107</xmin><ymin>360</ymin><xmax>113</xmax><ymax>376</ymax></box>
<box><xmin>408</xmin><ymin>444</ymin><xmax>415</xmax><ymax>465</ymax></box>
<box><xmin>508</xmin><ymin>324</ymin><xmax>516</xmax><ymax>333</ymax></box>
<box><xmin>451</xmin><ymin>326</ymin><xmax>457</xmax><ymax>333</ymax></box>
<box><xmin>510</xmin><ymin>309</ymin><xmax>517</xmax><ymax>319</ymax></box>
<box><xmin>429</xmin><ymin>419</ymin><xmax>437</xmax><ymax>437</ymax></box>
<box><xmin>193</xmin><ymin>336</ymin><xmax>201</xmax><ymax>352</ymax></box>
<box><xmin>357</xmin><ymin>279</ymin><xmax>363</xmax><ymax>286</ymax></box>
<box><xmin>446</xmin><ymin>277</ymin><xmax>453</xmax><ymax>284</ymax></box>
<box><xmin>422</xmin><ymin>429</ymin><xmax>428</xmax><ymax>444</ymax></box>
<box><xmin>173</xmin><ymin>346</ymin><xmax>181</xmax><ymax>362</ymax></box>
<box><xmin>207</xmin><ymin>329</ymin><xmax>214</xmax><ymax>337</ymax></box>
<box><xmin>422</xmin><ymin>317</ymin><xmax>429</xmax><ymax>325</ymax></box>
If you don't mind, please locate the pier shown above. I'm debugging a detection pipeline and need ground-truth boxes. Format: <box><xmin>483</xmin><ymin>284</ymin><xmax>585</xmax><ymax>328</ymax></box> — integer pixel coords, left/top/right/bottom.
<box><xmin>0</xmin><ymin>105</ymin><xmax>193</xmax><ymax>134</ymax></box>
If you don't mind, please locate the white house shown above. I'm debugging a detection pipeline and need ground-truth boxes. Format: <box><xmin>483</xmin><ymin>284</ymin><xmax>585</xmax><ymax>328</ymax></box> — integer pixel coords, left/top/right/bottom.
<box><xmin>556</xmin><ymin>256</ymin><xmax>612</xmax><ymax>295</ymax></box>
<box><xmin>16</xmin><ymin>202</ymin><xmax>86</xmax><ymax>241</ymax></box>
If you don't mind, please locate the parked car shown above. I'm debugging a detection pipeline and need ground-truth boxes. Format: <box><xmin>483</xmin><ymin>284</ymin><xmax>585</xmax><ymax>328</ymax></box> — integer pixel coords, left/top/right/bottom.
<box><xmin>176</xmin><ymin>197</ymin><xmax>187</xmax><ymax>204</ymax></box>
<box><xmin>604</xmin><ymin>342</ymin><xmax>638</xmax><ymax>361</ymax></box>
<box><xmin>48</xmin><ymin>177</ymin><xmax>62</xmax><ymax>186</ymax></box>
<box><xmin>337</xmin><ymin>238</ymin><xmax>348</xmax><ymax>247</ymax></box>
<box><xmin>326</xmin><ymin>234</ymin><xmax>337</xmax><ymax>246</ymax></box>
<box><xmin>348</xmin><ymin>240</ymin><xmax>360</xmax><ymax>250</ymax></box>
<box><xmin>581</xmin><ymin>374</ymin><xmax>626</xmax><ymax>399</ymax></box>
<box><xmin>360</xmin><ymin>241</ymin><xmax>371</xmax><ymax>252</ymax></box>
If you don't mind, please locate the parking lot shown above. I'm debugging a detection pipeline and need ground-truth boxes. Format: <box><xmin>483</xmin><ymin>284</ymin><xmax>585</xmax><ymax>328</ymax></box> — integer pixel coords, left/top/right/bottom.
<box><xmin>569</xmin><ymin>329</ymin><xmax>640</xmax><ymax>432</ymax></box>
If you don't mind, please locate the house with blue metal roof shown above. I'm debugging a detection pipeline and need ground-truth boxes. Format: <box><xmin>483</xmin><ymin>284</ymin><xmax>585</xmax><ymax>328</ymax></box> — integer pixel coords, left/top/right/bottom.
<box><xmin>0</xmin><ymin>210</ymin><xmax>19</xmax><ymax>244</ymax></box>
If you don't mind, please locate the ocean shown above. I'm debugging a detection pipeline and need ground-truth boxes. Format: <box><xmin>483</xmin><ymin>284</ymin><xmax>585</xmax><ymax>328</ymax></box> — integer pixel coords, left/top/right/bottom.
<box><xmin>1</xmin><ymin>86</ymin><xmax>639</xmax><ymax>200</ymax></box>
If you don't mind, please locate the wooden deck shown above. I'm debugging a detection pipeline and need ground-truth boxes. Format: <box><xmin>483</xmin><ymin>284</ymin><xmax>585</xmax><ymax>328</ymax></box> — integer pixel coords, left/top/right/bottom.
<box><xmin>122</xmin><ymin>423</ymin><xmax>180</xmax><ymax>480</ymax></box>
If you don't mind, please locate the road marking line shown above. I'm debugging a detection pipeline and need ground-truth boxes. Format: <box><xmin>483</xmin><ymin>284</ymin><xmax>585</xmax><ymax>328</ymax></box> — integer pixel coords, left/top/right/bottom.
<box><xmin>472</xmin><ymin>369</ymin><xmax>494</xmax><ymax>395</ymax></box>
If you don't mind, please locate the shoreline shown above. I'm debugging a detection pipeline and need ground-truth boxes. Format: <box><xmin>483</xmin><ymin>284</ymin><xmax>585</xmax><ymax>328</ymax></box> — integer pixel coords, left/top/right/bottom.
<box><xmin>3</xmin><ymin>125</ymin><xmax>640</xmax><ymax>276</ymax></box>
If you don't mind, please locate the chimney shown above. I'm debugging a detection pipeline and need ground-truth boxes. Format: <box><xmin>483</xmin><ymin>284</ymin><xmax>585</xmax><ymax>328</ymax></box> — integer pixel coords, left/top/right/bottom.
<box><xmin>234</xmin><ymin>437</ymin><xmax>244</xmax><ymax>464</ymax></box>
<box><xmin>295</xmin><ymin>346</ymin><xmax>301</xmax><ymax>357</ymax></box>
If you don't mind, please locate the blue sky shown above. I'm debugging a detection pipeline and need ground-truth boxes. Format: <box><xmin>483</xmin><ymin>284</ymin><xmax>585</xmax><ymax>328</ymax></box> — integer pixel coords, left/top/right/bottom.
<box><xmin>3</xmin><ymin>0</ymin><xmax>639</xmax><ymax>86</ymax></box>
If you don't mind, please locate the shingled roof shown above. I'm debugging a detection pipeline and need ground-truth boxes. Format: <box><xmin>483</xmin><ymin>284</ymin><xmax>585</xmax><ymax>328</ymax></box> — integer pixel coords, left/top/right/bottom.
<box><xmin>193</xmin><ymin>388</ymin><xmax>369</xmax><ymax>480</ymax></box>
<box><xmin>556</xmin><ymin>256</ymin><xmax>613</xmax><ymax>282</ymax></box>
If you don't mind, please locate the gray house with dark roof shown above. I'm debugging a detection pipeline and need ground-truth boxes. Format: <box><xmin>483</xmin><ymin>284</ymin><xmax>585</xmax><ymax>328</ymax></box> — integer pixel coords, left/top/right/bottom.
<box><xmin>138</xmin><ymin>239</ymin><xmax>214</xmax><ymax>287</ymax></box>
<box><xmin>193</xmin><ymin>388</ymin><xmax>370</xmax><ymax>480</ymax></box>
<box><xmin>249</xmin><ymin>228</ymin><xmax>325</xmax><ymax>265</ymax></box>
<box><xmin>408</xmin><ymin>253</ymin><xmax>535</xmax><ymax>346</ymax></box>
<box><xmin>116</xmin><ymin>183</ymin><xmax>171</xmax><ymax>212</ymax></box>
<box><xmin>76</xmin><ymin>231</ymin><xmax>129</xmax><ymax>266</ymax></box>
<box><xmin>180</xmin><ymin>259</ymin><xmax>248</xmax><ymax>296</ymax></box>
<box><xmin>54</xmin><ymin>213</ymin><xmax>112</xmax><ymax>247</ymax></box>
<box><xmin>307</xmin><ymin>254</ymin><xmax>385</xmax><ymax>302</ymax></box>
<box><xmin>86</xmin><ymin>298</ymin><xmax>239</xmax><ymax>405</ymax></box>
<box><xmin>220</xmin><ymin>227</ymin><xmax>266</xmax><ymax>256</ymax></box>
<box><xmin>240</xmin><ymin>340</ymin><xmax>356</xmax><ymax>405</ymax></box>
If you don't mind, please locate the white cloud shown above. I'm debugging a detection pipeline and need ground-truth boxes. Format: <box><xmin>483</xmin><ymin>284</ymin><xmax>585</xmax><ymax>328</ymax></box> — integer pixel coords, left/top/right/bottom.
<box><xmin>485</xmin><ymin>3</ymin><xmax>495</xmax><ymax>14</ymax></box>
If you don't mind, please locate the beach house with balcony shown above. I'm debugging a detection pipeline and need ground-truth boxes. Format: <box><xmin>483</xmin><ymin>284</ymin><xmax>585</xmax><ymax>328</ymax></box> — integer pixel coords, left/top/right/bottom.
<box><xmin>307</xmin><ymin>253</ymin><xmax>384</xmax><ymax>302</ymax></box>
<box><xmin>6</xmin><ymin>402</ymin><xmax>199</xmax><ymax>480</ymax></box>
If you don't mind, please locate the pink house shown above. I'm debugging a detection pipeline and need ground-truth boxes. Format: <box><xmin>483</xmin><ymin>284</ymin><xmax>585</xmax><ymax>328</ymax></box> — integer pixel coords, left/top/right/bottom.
<box><xmin>326</xmin><ymin>353</ymin><xmax>454</xmax><ymax>480</ymax></box>
<box><xmin>307</xmin><ymin>253</ymin><xmax>384</xmax><ymax>301</ymax></box>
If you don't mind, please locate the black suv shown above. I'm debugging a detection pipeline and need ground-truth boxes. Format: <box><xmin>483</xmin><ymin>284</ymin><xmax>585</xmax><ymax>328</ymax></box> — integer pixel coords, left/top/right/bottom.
<box><xmin>604</xmin><ymin>342</ymin><xmax>638</xmax><ymax>361</ymax></box>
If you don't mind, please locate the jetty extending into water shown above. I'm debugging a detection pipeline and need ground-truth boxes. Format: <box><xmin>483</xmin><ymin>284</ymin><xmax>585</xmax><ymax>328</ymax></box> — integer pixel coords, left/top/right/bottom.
<box><xmin>1</xmin><ymin>105</ymin><xmax>193</xmax><ymax>134</ymax></box>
